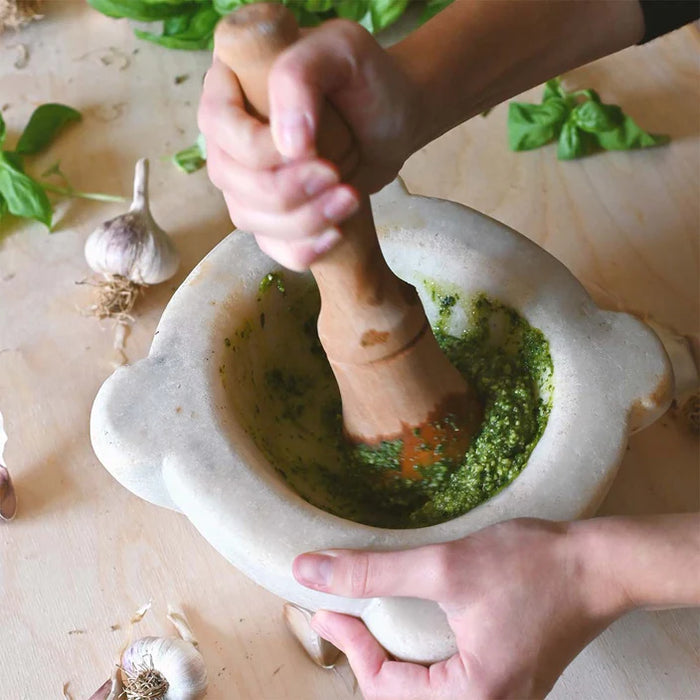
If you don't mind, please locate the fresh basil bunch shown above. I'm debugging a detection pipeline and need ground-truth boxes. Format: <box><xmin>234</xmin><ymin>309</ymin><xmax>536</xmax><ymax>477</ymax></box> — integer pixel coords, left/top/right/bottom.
<box><xmin>88</xmin><ymin>0</ymin><xmax>453</xmax><ymax>50</ymax></box>
<box><xmin>0</xmin><ymin>105</ymin><xmax>126</xmax><ymax>230</ymax></box>
<box><xmin>508</xmin><ymin>78</ymin><xmax>669</xmax><ymax>160</ymax></box>
<box><xmin>0</xmin><ymin>105</ymin><xmax>81</xmax><ymax>228</ymax></box>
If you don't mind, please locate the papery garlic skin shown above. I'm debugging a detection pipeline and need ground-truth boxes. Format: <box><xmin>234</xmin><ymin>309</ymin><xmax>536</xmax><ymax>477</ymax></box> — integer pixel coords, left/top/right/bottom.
<box><xmin>84</xmin><ymin>159</ymin><xmax>179</xmax><ymax>285</ymax></box>
<box><xmin>121</xmin><ymin>636</ymin><xmax>208</xmax><ymax>700</ymax></box>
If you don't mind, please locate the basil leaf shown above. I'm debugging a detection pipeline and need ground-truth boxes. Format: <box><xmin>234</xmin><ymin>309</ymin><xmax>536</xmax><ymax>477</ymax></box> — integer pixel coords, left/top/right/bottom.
<box><xmin>213</xmin><ymin>0</ymin><xmax>245</xmax><ymax>14</ymax></box>
<box><xmin>0</xmin><ymin>195</ymin><xmax>7</xmax><ymax>219</ymax></box>
<box><xmin>163</xmin><ymin>14</ymin><xmax>192</xmax><ymax>34</ymax></box>
<box><xmin>571</xmin><ymin>100</ymin><xmax>623</xmax><ymax>134</ymax></box>
<box><xmin>508</xmin><ymin>98</ymin><xmax>570</xmax><ymax>151</ymax></box>
<box><xmin>595</xmin><ymin>115</ymin><xmax>669</xmax><ymax>151</ymax></box>
<box><xmin>173</xmin><ymin>133</ymin><xmax>207</xmax><ymax>173</ymax></box>
<box><xmin>16</xmin><ymin>103</ymin><xmax>82</xmax><ymax>155</ymax></box>
<box><xmin>542</xmin><ymin>78</ymin><xmax>565</xmax><ymax>102</ymax></box>
<box><xmin>557</xmin><ymin>120</ymin><xmax>594</xmax><ymax>160</ymax></box>
<box><xmin>573</xmin><ymin>88</ymin><xmax>601</xmax><ymax>103</ymax></box>
<box><xmin>304</xmin><ymin>0</ymin><xmax>333</xmax><ymax>12</ymax></box>
<box><xmin>0</xmin><ymin>152</ymin><xmax>52</xmax><ymax>228</ymax></box>
<box><xmin>0</xmin><ymin>112</ymin><xmax>5</xmax><ymax>148</ymax></box>
<box><xmin>87</xmin><ymin>0</ymin><xmax>197</xmax><ymax>21</ymax></box>
<box><xmin>334</xmin><ymin>0</ymin><xmax>369</xmax><ymax>20</ymax></box>
<box><xmin>3</xmin><ymin>152</ymin><xmax>24</xmax><ymax>172</ymax></box>
<box><xmin>420</xmin><ymin>0</ymin><xmax>453</xmax><ymax>23</ymax></box>
<box><xmin>370</xmin><ymin>0</ymin><xmax>409</xmax><ymax>31</ymax></box>
<box><xmin>134</xmin><ymin>6</ymin><xmax>219</xmax><ymax>50</ymax></box>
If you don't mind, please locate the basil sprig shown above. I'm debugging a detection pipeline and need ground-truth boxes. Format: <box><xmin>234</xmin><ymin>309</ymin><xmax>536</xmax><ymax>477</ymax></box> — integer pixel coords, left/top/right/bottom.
<box><xmin>508</xmin><ymin>78</ymin><xmax>669</xmax><ymax>160</ymax></box>
<box><xmin>0</xmin><ymin>104</ymin><xmax>125</xmax><ymax>230</ymax></box>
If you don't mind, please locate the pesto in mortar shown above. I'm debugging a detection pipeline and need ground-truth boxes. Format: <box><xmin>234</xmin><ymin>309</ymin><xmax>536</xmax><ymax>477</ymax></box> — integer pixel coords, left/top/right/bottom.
<box><xmin>225</xmin><ymin>274</ymin><xmax>553</xmax><ymax>529</ymax></box>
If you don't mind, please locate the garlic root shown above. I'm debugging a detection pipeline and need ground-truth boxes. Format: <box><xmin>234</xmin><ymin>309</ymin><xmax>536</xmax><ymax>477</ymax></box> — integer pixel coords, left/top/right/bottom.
<box><xmin>121</xmin><ymin>636</ymin><xmax>207</xmax><ymax>700</ymax></box>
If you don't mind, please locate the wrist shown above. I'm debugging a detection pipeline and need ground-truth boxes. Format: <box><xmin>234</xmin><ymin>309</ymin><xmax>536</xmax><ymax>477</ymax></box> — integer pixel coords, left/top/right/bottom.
<box><xmin>567</xmin><ymin>514</ymin><xmax>700</xmax><ymax>614</ymax></box>
<box><xmin>566</xmin><ymin>519</ymin><xmax>639</xmax><ymax>621</ymax></box>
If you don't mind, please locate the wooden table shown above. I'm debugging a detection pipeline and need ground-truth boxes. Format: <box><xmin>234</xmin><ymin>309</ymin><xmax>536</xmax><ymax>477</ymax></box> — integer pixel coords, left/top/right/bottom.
<box><xmin>1</xmin><ymin>4</ymin><xmax>697</xmax><ymax>698</ymax></box>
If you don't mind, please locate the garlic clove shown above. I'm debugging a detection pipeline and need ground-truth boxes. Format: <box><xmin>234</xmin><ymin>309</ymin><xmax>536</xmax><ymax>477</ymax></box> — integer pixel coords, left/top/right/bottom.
<box><xmin>88</xmin><ymin>669</ymin><xmax>122</xmax><ymax>700</ymax></box>
<box><xmin>0</xmin><ymin>410</ymin><xmax>16</xmax><ymax>522</ymax></box>
<box><xmin>121</xmin><ymin>636</ymin><xmax>208</xmax><ymax>700</ymax></box>
<box><xmin>84</xmin><ymin>159</ymin><xmax>180</xmax><ymax>286</ymax></box>
<box><xmin>282</xmin><ymin>603</ymin><xmax>342</xmax><ymax>669</ymax></box>
<box><xmin>0</xmin><ymin>466</ymin><xmax>17</xmax><ymax>522</ymax></box>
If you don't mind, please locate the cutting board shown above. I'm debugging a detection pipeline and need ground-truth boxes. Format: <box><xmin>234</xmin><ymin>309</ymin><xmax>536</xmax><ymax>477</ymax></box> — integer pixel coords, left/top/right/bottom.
<box><xmin>0</xmin><ymin>4</ymin><xmax>697</xmax><ymax>698</ymax></box>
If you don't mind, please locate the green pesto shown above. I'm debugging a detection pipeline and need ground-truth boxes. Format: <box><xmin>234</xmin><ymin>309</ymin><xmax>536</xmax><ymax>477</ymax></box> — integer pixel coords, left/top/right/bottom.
<box><xmin>258</xmin><ymin>272</ymin><xmax>286</xmax><ymax>298</ymax></box>
<box><xmin>231</xmin><ymin>274</ymin><xmax>553</xmax><ymax>529</ymax></box>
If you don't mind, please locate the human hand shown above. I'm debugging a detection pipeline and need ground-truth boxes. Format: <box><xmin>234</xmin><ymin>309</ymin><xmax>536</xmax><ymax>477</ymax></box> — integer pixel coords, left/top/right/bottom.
<box><xmin>292</xmin><ymin>518</ymin><xmax>632</xmax><ymax>700</ymax></box>
<box><xmin>198</xmin><ymin>18</ymin><xmax>421</xmax><ymax>270</ymax></box>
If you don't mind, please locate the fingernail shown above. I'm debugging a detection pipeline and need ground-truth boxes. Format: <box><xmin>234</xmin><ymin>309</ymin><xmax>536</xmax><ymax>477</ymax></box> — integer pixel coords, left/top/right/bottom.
<box><xmin>313</xmin><ymin>228</ymin><xmax>342</xmax><ymax>256</ymax></box>
<box><xmin>274</xmin><ymin>112</ymin><xmax>313</xmax><ymax>159</ymax></box>
<box><xmin>295</xmin><ymin>553</ymin><xmax>334</xmax><ymax>588</ymax></box>
<box><xmin>303</xmin><ymin>166</ymin><xmax>338</xmax><ymax>197</ymax></box>
<box><xmin>322</xmin><ymin>188</ymin><xmax>359</xmax><ymax>223</ymax></box>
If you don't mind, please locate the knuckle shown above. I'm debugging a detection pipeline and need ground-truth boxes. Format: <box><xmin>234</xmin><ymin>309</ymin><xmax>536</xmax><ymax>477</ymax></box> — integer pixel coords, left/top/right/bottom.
<box><xmin>272</xmin><ymin>170</ymin><xmax>303</xmax><ymax>211</ymax></box>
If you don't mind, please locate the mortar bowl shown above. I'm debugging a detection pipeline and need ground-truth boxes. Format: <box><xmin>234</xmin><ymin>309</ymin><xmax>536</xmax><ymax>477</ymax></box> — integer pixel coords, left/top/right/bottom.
<box><xmin>90</xmin><ymin>179</ymin><xmax>673</xmax><ymax>663</ymax></box>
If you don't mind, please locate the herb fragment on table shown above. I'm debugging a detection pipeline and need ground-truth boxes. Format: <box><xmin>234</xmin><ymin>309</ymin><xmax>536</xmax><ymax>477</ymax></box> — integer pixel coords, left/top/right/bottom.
<box><xmin>172</xmin><ymin>132</ymin><xmax>206</xmax><ymax>174</ymax></box>
<box><xmin>507</xmin><ymin>78</ymin><xmax>669</xmax><ymax>159</ymax></box>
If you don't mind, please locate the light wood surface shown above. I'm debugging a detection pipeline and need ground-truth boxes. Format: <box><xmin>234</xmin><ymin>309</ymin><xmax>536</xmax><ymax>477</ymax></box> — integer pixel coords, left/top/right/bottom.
<box><xmin>0</xmin><ymin>4</ymin><xmax>698</xmax><ymax>699</ymax></box>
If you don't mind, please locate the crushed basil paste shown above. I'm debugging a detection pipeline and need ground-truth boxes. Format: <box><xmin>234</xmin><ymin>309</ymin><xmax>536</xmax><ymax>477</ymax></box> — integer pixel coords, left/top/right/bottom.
<box><xmin>226</xmin><ymin>273</ymin><xmax>553</xmax><ymax>529</ymax></box>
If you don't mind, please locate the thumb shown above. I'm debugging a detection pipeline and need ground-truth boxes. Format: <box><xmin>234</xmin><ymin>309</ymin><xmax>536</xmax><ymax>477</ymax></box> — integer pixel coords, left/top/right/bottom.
<box><xmin>292</xmin><ymin>543</ymin><xmax>457</xmax><ymax>601</ymax></box>
<box><xmin>268</xmin><ymin>21</ymin><xmax>363</xmax><ymax>160</ymax></box>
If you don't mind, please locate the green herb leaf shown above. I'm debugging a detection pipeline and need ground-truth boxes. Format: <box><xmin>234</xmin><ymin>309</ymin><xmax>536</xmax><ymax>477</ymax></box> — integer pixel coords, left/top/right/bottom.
<box><xmin>134</xmin><ymin>6</ymin><xmax>220</xmax><ymax>50</ymax></box>
<box><xmin>0</xmin><ymin>195</ymin><xmax>7</xmax><ymax>219</ymax></box>
<box><xmin>420</xmin><ymin>0</ymin><xmax>453</xmax><ymax>23</ymax></box>
<box><xmin>542</xmin><ymin>78</ymin><xmax>565</xmax><ymax>102</ymax></box>
<box><xmin>557</xmin><ymin>120</ymin><xmax>594</xmax><ymax>160</ymax></box>
<box><xmin>86</xmin><ymin>0</ymin><xmax>197</xmax><ymax>22</ymax></box>
<box><xmin>0</xmin><ymin>152</ymin><xmax>52</xmax><ymax>228</ymax></box>
<box><xmin>213</xmin><ymin>0</ymin><xmax>243</xmax><ymax>14</ymax></box>
<box><xmin>303</xmin><ymin>0</ymin><xmax>333</xmax><ymax>12</ymax></box>
<box><xmin>16</xmin><ymin>104</ymin><xmax>82</xmax><ymax>155</ymax></box>
<box><xmin>334</xmin><ymin>0</ymin><xmax>369</xmax><ymax>21</ymax></box>
<box><xmin>508</xmin><ymin>98</ymin><xmax>570</xmax><ymax>151</ymax></box>
<box><xmin>2</xmin><ymin>151</ymin><xmax>24</xmax><ymax>173</ymax></box>
<box><xmin>173</xmin><ymin>133</ymin><xmax>208</xmax><ymax>174</ymax></box>
<box><xmin>571</xmin><ymin>100</ymin><xmax>623</xmax><ymax>133</ymax></box>
<box><xmin>0</xmin><ymin>112</ymin><xmax>5</xmax><ymax>148</ymax></box>
<box><xmin>595</xmin><ymin>115</ymin><xmax>669</xmax><ymax>151</ymax></box>
<box><xmin>369</xmin><ymin>0</ymin><xmax>409</xmax><ymax>31</ymax></box>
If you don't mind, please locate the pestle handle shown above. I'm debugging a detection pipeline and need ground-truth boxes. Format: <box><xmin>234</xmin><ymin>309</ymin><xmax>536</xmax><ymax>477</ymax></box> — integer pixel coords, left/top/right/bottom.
<box><xmin>214</xmin><ymin>2</ymin><xmax>426</xmax><ymax>366</ymax></box>
<box><xmin>214</xmin><ymin>3</ymin><xmax>482</xmax><ymax>471</ymax></box>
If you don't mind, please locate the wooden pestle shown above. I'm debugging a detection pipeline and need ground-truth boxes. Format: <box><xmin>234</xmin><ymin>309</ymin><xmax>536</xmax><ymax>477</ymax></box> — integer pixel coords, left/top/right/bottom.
<box><xmin>214</xmin><ymin>3</ymin><xmax>482</xmax><ymax>478</ymax></box>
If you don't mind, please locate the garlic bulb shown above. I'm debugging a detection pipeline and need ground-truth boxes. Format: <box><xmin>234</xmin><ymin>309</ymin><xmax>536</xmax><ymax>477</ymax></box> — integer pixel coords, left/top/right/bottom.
<box><xmin>120</xmin><ymin>636</ymin><xmax>208</xmax><ymax>700</ymax></box>
<box><xmin>85</xmin><ymin>158</ymin><xmax>179</xmax><ymax>286</ymax></box>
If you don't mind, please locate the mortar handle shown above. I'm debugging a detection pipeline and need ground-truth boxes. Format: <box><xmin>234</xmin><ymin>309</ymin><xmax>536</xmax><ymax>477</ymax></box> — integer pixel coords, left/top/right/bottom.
<box><xmin>213</xmin><ymin>3</ymin><xmax>426</xmax><ymax>364</ymax></box>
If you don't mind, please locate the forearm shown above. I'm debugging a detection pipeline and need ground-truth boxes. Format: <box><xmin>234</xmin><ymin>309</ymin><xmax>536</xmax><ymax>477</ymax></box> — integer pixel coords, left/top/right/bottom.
<box><xmin>390</xmin><ymin>0</ymin><xmax>645</xmax><ymax>152</ymax></box>
<box><xmin>573</xmin><ymin>513</ymin><xmax>700</xmax><ymax>615</ymax></box>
